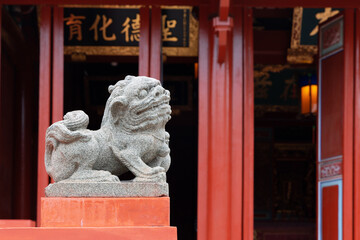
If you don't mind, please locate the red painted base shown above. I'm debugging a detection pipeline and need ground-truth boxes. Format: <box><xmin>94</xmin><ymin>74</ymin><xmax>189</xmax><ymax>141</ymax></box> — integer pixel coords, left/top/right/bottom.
<box><xmin>0</xmin><ymin>220</ymin><xmax>35</xmax><ymax>227</ymax></box>
<box><xmin>0</xmin><ymin>227</ymin><xmax>178</xmax><ymax>240</ymax></box>
<box><xmin>41</xmin><ymin>197</ymin><xmax>170</xmax><ymax>227</ymax></box>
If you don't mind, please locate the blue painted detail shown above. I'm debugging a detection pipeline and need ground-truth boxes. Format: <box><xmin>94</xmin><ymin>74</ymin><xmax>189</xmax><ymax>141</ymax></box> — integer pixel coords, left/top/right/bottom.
<box><xmin>318</xmin><ymin>179</ymin><xmax>343</xmax><ymax>240</ymax></box>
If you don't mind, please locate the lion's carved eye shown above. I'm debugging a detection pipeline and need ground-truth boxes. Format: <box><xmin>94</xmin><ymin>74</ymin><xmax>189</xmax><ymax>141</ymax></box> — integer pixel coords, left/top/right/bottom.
<box><xmin>138</xmin><ymin>89</ymin><xmax>148</xmax><ymax>99</ymax></box>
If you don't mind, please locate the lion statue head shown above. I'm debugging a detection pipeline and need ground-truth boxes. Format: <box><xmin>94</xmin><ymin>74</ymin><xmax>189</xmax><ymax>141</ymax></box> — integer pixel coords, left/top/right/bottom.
<box><xmin>101</xmin><ymin>75</ymin><xmax>171</xmax><ymax>132</ymax></box>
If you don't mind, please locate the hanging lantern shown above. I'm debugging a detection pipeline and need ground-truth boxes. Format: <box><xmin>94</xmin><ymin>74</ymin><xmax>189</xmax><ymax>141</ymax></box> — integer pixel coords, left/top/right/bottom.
<box><xmin>300</xmin><ymin>74</ymin><xmax>318</xmax><ymax>115</ymax></box>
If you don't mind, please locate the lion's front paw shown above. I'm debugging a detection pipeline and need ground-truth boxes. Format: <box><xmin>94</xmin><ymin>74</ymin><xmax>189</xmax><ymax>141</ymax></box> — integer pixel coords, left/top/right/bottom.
<box><xmin>133</xmin><ymin>171</ymin><xmax>166</xmax><ymax>183</ymax></box>
<box><xmin>150</xmin><ymin>166</ymin><xmax>165</xmax><ymax>174</ymax></box>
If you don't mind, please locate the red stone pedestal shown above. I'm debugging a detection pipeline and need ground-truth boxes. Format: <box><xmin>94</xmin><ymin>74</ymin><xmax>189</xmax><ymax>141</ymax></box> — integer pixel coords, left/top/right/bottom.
<box><xmin>27</xmin><ymin>196</ymin><xmax>178</xmax><ymax>240</ymax></box>
<box><xmin>41</xmin><ymin>197</ymin><xmax>170</xmax><ymax>227</ymax></box>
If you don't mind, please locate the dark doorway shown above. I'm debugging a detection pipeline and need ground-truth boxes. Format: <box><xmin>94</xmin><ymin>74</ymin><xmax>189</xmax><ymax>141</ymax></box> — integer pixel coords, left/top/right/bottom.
<box><xmin>253</xmin><ymin>8</ymin><xmax>317</xmax><ymax>240</ymax></box>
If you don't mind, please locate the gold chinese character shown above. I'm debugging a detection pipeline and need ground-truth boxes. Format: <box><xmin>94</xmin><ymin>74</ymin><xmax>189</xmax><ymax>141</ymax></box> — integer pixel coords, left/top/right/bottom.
<box><xmin>310</xmin><ymin>8</ymin><xmax>340</xmax><ymax>36</ymax></box>
<box><xmin>89</xmin><ymin>14</ymin><xmax>116</xmax><ymax>41</ymax></box>
<box><xmin>162</xmin><ymin>15</ymin><xmax>178</xmax><ymax>42</ymax></box>
<box><xmin>121</xmin><ymin>14</ymin><xmax>140</xmax><ymax>42</ymax></box>
<box><xmin>64</xmin><ymin>14</ymin><xmax>86</xmax><ymax>41</ymax></box>
<box><xmin>280</xmin><ymin>76</ymin><xmax>298</xmax><ymax>101</ymax></box>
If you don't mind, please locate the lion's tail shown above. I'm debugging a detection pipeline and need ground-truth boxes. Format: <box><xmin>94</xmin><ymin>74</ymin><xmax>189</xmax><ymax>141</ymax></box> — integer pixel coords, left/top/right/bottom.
<box><xmin>45</xmin><ymin>110</ymin><xmax>91</xmax><ymax>171</ymax></box>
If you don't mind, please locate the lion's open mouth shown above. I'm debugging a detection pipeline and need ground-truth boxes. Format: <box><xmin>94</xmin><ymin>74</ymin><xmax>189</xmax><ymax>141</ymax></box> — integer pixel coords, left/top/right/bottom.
<box><xmin>136</xmin><ymin>100</ymin><xmax>170</xmax><ymax>116</ymax></box>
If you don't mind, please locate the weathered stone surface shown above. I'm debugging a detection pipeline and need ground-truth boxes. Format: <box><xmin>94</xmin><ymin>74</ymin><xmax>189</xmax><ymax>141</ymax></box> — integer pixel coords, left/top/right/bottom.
<box><xmin>45</xmin><ymin>182</ymin><xmax>169</xmax><ymax>197</ymax></box>
<box><xmin>44</xmin><ymin>76</ymin><xmax>172</xmax><ymax>197</ymax></box>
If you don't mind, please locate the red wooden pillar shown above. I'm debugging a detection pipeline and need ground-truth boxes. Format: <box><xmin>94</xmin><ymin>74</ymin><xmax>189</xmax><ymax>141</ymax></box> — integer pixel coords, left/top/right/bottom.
<box><xmin>0</xmin><ymin>5</ymin><xmax>2</xmax><ymax>120</ymax></box>
<box><xmin>149</xmin><ymin>6</ymin><xmax>162</xmax><ymax>80</ymax></box>
<box><xmin>139</xmin><ymin>5</ymin><xmax>161</xmax><ymax>79</ymax></box>
<box><xmin>139</xmin><ymin>6</ymin><xmax>150</xmax><ymax>76</ymax></box>
<box><xmin>37</xmin><ymin>5</ymin><xmax>52</xmax><ymax>225</ymax></box>
<box><xmin>52</xmin><ymin>6</ymin><xmax>64</xmax><ymax>123</ymax></box>
<box><xmin>354</xmin><ymin>8</ymin><xmax>360</xmax><ymax>240</ymax></box>
<box><xmin>198</xmin><ymin>5</ymin><xmax>253</xmax><ymax>240</ymax></box>
<box><xmin>242</xmin><ymin>7</ymin><xmax>254</xmax><ymax>240</ymax></box>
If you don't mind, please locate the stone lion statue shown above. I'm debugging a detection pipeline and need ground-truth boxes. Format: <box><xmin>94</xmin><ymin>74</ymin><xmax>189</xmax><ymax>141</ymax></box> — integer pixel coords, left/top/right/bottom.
<box><xmin>45</xmin><ymin>76</ymin><xmax>171</xmax><ymax>183</ymax></box>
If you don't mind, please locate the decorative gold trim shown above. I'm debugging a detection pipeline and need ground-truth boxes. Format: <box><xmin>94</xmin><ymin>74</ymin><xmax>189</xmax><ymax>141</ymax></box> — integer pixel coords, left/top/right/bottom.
<box><xmin>290</xmin><ymin>7</ymin><xmax>303</xmax><ymax>48</ymax></box>
<box><xmin>163</xmin><ymin>9</ymin><xmax>198</xmax><ymax>57</ymax></box>
<box><xmin>287</xmin><ymin>46</ymin><xmax>317</xmax><ymax>64</ymax></box>
<box><xmin>64</xmin><ymin>46</ymin><xmax>139</xmax><ymax>56</ymax></box>
<box><xmin>288</xmin><ymin>7</ymin><xmax>318</xmax><ymax>64</ymax></box>
<box><xmin>62</xmin><ymin>5</ymin><xmax>142</xmax><ymax>9</ymax></box>
<box><xmin>64</xmin><ymin>6</ymin><xmax>198</xmax><ymax>57</ymax></box>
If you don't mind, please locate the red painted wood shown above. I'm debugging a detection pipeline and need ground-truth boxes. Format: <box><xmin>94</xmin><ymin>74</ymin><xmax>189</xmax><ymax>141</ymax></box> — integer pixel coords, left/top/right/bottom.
<box><xmin>139</xmin><ymin>6</ymin><xmax>150</xmax><ymax>76</ymax></box>
<box><xmin>320</xmin><ymin>52</ymin><xmax>344</xmax><ymax>159</ymax></box>
<box><xmin>198</xmin><ymin>5</ymin><xmax>253</xmax><ymax>240</ymax></box>
<box><xmin>0</xmin><ymin>227</ymin><xmax>177</xmax><ymax>240</ymax></box>
<box><xmin>354</xmin><ymin>9</ymin><xmax>360</xmax><ymax>240</ymax></box>
<box><xmin>243</xmin><ymin>7</ymin><xmax>254</xmax><ymax>240</ymax></box>
<box><xmin>198</xmin><ymin>6</ymin><xmax>232</xmax><ymax>240</ymax></box>
<box><xmin>318</xmin><ymin>11</ymin><xmax>355</xmax><ymax>240</ymax></box>
<box><xmin>2</xmin><ymin>0</ymin><xmax>205</xmax><ymax>5</ymax></box>
<box><xmin>230</xmin><ymin>6</ymin><xmax>243</xmax><ymax>240</ymax></box>
<box><xmin>342</xmin><ymin>9</ymin><xmax>354</xmax><ymax>240</ymax></box>
<box><xmin>219</xmin><ymin>0</ymin><xmax>230</xmax><ymax>21</ymax></box>
<box><xmin>37</xmin><ymin>5</ymin><xmax>52</xmax><ymax>226</ymax></box>
<box><xmin>0</xmin><ymin>5</ymin><xmax>2</xmax><ymax>137</ymax></box>
<box><xmin>237</xmin><ymin>0</ymin><xmax>360</xmax><ymax>7</ymax></box>
<box><xmin>197</xmin><ymin>5</ymin><xmax>210</xmax><ymax>240</ymax></box>
<box><xmin>322</xmin><ymin>186</ymin><xmax>339</xmax><ymax>240</ymax></box>
<box><xmin>208</xmin><ymin>15</ymin><xmax>231</xmax><ymax>239</ymax></box>
<box><xmin>149</xmin><ymin>6</ymin><xmax>162</xmax><ymax>80</ymax></box>
<box><xmin>0</xmin><ymin>220</ymin><xmax>35</xmax><ymax>227</ymax></box>
<box><xmin>52</xmin><ymin>7</ymin><xmax>64</xmax><ymax>123</ymax></box>
<box><xmin>5</xmin><ymin>0</ymin><xmax>360</xmax><ymax>7</ymax></box>
<box><xmin>41</xmin><ymin>197</ymin><xmax>170</xmax><ymax>227</ymax></box>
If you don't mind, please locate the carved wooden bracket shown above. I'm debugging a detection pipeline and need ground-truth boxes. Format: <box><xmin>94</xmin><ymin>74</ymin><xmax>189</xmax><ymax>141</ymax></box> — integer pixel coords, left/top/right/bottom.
<box><xmin>212</xmin><ymin>16</ymin><xmax>233</xmax><ymax>63</ymax></box>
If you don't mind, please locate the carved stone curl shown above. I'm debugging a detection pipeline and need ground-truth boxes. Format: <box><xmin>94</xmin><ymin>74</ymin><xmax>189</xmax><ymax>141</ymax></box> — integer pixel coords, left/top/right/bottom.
<box><xmin>44</xmin><ymin>76</ymin><xmax>172</xmax><ymax>197</ymax></box>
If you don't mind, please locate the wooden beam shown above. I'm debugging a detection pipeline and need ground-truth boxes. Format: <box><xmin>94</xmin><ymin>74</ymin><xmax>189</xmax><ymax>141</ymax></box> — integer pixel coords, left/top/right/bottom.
<box><xmin>4</xmin><ymin>0</ymin><xmax>360</xmax><ymax>7</ymax></box>
<box><xmin>0</xmin><ymin>0</ymin><xmax>207</xmax><ymax>5</ymax></box>
<box><xmin>236</xmin><ymin>0</ymin><xmax>360</xmax><ymax>7</ymax></box>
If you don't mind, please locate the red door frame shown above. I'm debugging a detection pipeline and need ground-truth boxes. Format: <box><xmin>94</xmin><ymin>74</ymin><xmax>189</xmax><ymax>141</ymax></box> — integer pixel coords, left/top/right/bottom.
<box><xmin>354</xmin><ymin>8</ymin><xmax>360</xmax><ymax>240</ymax></box>
<box><xmin>317</xmin><ymin>10</ymin><xmax>355</xmax><ymax>240</ymax></box>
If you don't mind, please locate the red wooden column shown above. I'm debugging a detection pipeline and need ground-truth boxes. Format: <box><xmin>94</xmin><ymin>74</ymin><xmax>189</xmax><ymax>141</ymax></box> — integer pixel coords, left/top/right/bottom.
<box><xmin>139</xmin><ymin>6</ymin><xmax>161</xmax><ymax>79</ymax></box>
<box><xmin>242</xmin><ymin>7</ymin><xmax>254</xmax><ymax>240</ymax></box>
<box><xmin>149</xmin><ymin>6</ymin><xmax>162</xmax><ymax>80</ymax></box>
<box><xmin>354</xmin><ymin>8</ymin><xmax>360</xmax><ymax>240</ymax></box>
<box><xmin>139</xmin><ymin>6</ymin><xmax>150</xmax><ymax>76</ymax></box>
<box><xmin>0</xmin><ymin>5</ymin><xmax>2</xmax><ymax>122</ymax></box>
<box><xmin>37</xmin><ymin>5</ymin><xmax>52</xmax><ymax>225</ymax></box>
<box><xmin>198</xmin><ymin>5</ymin><xmax>253</xmax><ymax>240</ymax></box>
<box><xmin>52</xmin><ymin>6</ymin><xmax>64</xmax><ymax>123</ymax></box>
